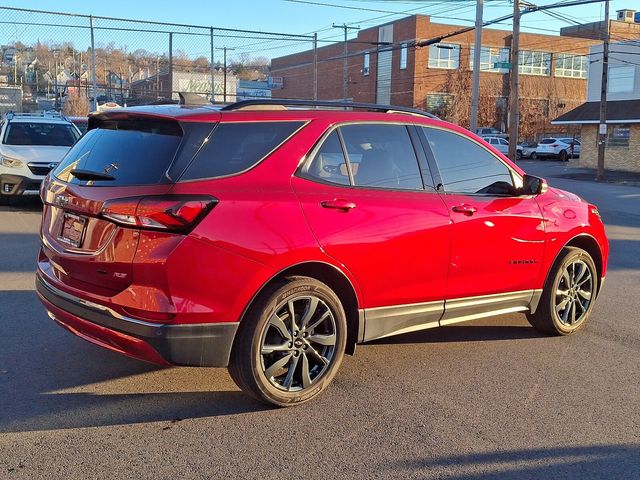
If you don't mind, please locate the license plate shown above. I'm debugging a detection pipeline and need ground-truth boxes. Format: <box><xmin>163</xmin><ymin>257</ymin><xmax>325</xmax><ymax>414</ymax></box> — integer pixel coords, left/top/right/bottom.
<box><xmin>58</xmin><ymin>213</ymin><xmax>87</xmax><ymax>248</ymax></box>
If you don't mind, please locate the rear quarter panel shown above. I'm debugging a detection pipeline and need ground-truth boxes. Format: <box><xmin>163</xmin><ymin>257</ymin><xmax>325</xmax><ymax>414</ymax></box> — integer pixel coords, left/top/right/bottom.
<box><xmin>167</xmin><ymin>117</ymin><xmax>364</xmax><ymax>323</ymax></box>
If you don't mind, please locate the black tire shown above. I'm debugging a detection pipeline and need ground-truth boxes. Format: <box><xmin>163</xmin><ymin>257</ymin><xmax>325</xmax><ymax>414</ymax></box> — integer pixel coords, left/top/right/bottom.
<box><xmin>559</xmin><ymin>149</ymin><xmax>568</xmax><ymax>162</ymax></box>
<box><xmin>228</xmin><ymin>276</ymin><xmax>347</xmax><ymax>407</ymax></box>
<box><xmin>531</xmin><ymin>152</ymin><xmax>537</xmax><ymax>160</ymax></box>
<box><xmin>527</xmin><ymin>247</ymin><xmax>598</xmax><ymax>336</ymax></box>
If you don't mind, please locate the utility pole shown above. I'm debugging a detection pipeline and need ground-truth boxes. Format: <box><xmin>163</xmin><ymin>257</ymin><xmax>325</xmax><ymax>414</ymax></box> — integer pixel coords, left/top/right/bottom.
<box><xmin>215</xmin><ymin>47</ymin><xmax>236</xmax><ymax>103</ymax></box>
<box><xmin>597</xmin><ymin>0</ymin><xmax>610</xmax><ymax>181</ymax></box>
<box><xmin>507</xmin><ymin>0</ymin><xmax>520</xmax><ymax>161</ymax></box>
<box><xmin>89</xmin><ymin>15</ymin><xmax>98</xmax><ymax>111</ymax></box>
<box><xmin>470</xmin><ymin>0</ymin><xmax>484</xmax><ymax>133</ymax></box>
<box><xmin>332</xmin><ymin>23</ymin><xmax>360</xmax><ymax>101</ymax></box>
<box><xmin>156</xmin><ymin>56</ymin><xmax>160</xmax><ymax>99</ymax></box>
<box><xmin>168</xmin><ymin>32</ymin><xmax>173</xmax><ymax>100</ymax></box>
<box><xmin>313</xmin><ymin>32</ymin><xmax>318</xmax><ymax>100</ymax></box>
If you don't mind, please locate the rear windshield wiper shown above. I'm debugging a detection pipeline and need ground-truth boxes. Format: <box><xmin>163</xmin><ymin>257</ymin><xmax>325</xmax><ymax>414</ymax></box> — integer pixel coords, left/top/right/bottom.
<box><xmin>69</xmin><ymin>169</ymin><xmax>116</xmax><ymax>181</ymax></box>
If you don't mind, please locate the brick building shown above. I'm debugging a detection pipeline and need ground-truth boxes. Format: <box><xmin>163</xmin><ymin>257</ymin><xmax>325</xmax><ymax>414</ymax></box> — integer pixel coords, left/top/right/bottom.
<box><xmin>272</xmin><ymin>14</ymin><xmax>608</xmax><ymax>139</ymax></box>
<box><xmin>553</xmin><ymin>39</ymin><xmax>640</xmax><ymax>173</ymax></box>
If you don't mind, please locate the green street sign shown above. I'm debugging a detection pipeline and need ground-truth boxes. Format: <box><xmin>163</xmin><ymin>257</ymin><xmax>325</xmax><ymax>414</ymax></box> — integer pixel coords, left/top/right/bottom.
<box><xmin>493</xmin><ymin>62</ymin><xmax>512</xmax><ymax>69</ymax></box>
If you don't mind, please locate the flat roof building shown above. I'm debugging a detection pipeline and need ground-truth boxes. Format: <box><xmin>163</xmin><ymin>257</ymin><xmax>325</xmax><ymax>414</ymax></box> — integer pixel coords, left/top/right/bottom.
<box><xmin>272</xmin><ymin>14</ymin><xmax>621</xmax><ymax>139</ymax></box>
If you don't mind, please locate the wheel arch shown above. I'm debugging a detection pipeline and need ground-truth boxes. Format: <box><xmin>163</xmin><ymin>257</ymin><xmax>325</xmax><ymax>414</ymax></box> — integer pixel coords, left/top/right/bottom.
<box><xmin>548</xmin><ymin>233</ymin><xmax>604</xmax><ymax>291</ymax></box>
<box><xmin>239</xmin><ymin>261</ymin><xmax>362</xmax><ymax>355</ymax></box>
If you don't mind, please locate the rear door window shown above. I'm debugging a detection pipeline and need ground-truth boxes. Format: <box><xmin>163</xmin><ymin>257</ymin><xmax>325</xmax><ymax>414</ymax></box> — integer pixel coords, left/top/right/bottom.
<box><xmin>540</xmin><ymin>138</ymin><xmax>555</xmax><ymax>144</ymax></box>
<box><xmin>53</xmin><ymin>118</ymin><xmax>183</xmax><ymax>186</ymax></box>
<box><xmin>304</xmin><ymin>130</ymin><xmax>351</xmax><ymax>186</ymax></box>
<box><xmin>340</xmin><ymin>124</ymin><xmax>423</xmax><ymax>190</ymax></box>
<box><xmin>180</xmin><ymin>121</ymin><xmax>304</xmax><ymax>181</ymax></box>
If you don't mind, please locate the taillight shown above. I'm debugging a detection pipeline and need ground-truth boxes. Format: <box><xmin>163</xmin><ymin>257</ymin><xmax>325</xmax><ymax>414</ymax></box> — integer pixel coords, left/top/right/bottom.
<box><xmin>101</xmin><ymin>195</ymin><xmax>217</xmax><ymax>233</ymax></box>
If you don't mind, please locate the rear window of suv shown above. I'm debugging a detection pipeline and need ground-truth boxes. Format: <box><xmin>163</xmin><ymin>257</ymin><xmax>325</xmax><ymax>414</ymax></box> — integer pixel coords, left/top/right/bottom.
<box><xmin>53</xmin><ymin>118</ymin><xmax>183</xmax><ymax>186</ymax></box>
<box><xmin>4</xmin><ymin>122</ymin><xmax>79</xmax><ymax>146</ymax></box>
<box><xmin>179</xmin><ymin>121</ymin><xmax>304</xmax><ymax>181</ymax></box>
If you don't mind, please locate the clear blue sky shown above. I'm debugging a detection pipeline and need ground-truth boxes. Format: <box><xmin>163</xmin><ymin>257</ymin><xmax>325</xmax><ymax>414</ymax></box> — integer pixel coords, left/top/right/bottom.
<box><xmin>0</xmin><ymin>1</ymin><xmax>630</xmax><ymax>61</ymax></box>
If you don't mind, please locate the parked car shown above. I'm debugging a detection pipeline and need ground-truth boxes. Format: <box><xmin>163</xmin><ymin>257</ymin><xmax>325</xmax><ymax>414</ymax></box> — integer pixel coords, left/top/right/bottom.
<box><xmin>475</xmin><ymin>127</ymin><xmax>508</xmax><ymax>139</ymax></box>
<box><xmin>534</xmin><ymin>137</ymin><xmax>580</xmax><ymax>161</ymax></box>
<box><xmin>0</xmin><ymin>111</ymin><xmax>81</xmax><ymax>204</ymax></box>
<box><xmin>482</xmin><ymin>136</ymin><xmax>523</xmax><ymax>158</ymax></box>
<box><xmin>36</xmin><ymin>100</ymin><xmax>609</xmax><ymax>406</ymax></box>
<box><xmin>519</xmin><ymin>141</ymin><xmax>538</xmax><ymax>159</ymax></box>
<box><xmin>558</xmin><ymin>137</ymin><xmax>581</xmax><ymax>158</ymax></box>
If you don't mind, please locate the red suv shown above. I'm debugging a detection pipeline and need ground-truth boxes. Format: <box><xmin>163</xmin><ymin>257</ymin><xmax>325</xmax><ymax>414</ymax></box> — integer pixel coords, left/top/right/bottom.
<box><xmin>36</xmin><ymin>100</ymin><xmax>608</xmax><ymax>406</ymax></box>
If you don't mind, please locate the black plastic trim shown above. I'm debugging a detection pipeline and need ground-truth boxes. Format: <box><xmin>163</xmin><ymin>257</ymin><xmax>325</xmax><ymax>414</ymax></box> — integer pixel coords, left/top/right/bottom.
<box><xmin>36</xmin><ymin>272</ymin><xmax>238</xmax><ymax>367</ymax></box>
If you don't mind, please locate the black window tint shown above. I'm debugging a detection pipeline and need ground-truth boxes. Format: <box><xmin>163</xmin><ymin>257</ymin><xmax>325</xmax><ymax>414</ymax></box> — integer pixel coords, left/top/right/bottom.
<box><xmin>53</xmin><ymin>118</ymin><xmax>182</xmax><ymax>186</ymax></box>
<box><xmin>540</xmin><ymin>138</ymin><xmax>555</xmax><ymax>144</ymax></box>
<box><xmin>340</xmin><ymin>124</ymin><xmax>422</xmax><ymax>190</ymax></box>
<box><xmin>304</xmin><ymin>130</ymin><xmax>350</xmax><ymax>186</ymax></box>
<box><xmin>5</xmin><ymin>122</ymin><xmax>79</xmax><ymax>146</ymax></box>
<box><xmin>181</xmin><ymin>121</ymin><xmax>303</xmax><ymax>181</ymax></box>
<box><xmin>422</xmin><ymin>127</ymin><xmax>515</xmax><ymax>195</ymax></box>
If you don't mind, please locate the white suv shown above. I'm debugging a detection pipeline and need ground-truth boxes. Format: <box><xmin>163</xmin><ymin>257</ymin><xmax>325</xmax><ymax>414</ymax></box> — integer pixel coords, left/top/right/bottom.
<box><xmin>534</xmin><ymin>137</ymin><xmax>580</xmax><ymax>161</ymax></box>
<box><xmin>0</xmin><ymin>112</ymin><xmax>80</xmax><ymax>204</ymax></box>
<box><xmin>482</xmin><ymin>136</ymin><xmax>523</xmax><ymax>159</ymax></box>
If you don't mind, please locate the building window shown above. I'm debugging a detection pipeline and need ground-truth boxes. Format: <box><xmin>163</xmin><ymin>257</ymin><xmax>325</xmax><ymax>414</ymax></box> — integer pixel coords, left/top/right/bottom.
<box><xmin>428</xmin><ymin>43</ymin><xmax>460</xmax><ymax>69</ymax></box>
<box><xmin>469</xmin><ymin>46</ymin><xmax>510</xmax><ymax>73</ymax></box>
<box><xmin>518</xmin><ymin>50</ymin><xmax>551</xmax><ymax>76</ymax></box>
<box><xmin>608</xmin><ymin>66</ymin><xmax>635</xmax><ymax>93</ymax></box>
<box><xmin>555</xmin><ymin>54</ymin><xmax>588</xmax><ymax>78</ymax></box>
<box><xmin>363</xmin><ymin>52</ymin><xmax>370</xmax><ymax>76</ymax></box>
<box><xmin>426</xmin><ymin>94</ymin><xmax>453</xmax><ymax>115</ymax></box>
<box><xmin>400</xmin><ymin>43</ymin><xmax>407</xmax><ymax>70</ymax></box>
<box><xmin>607</xmin><ymin>124</ymin><xmax>630</xmax><ymax>148</ymax></box>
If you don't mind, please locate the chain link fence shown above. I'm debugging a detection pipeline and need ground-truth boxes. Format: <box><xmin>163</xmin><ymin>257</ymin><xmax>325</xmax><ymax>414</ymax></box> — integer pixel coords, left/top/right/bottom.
<box><xmin>0</xmin><ymin>6</ymin><xmax>318</xmax><ymax>114</ymax></box>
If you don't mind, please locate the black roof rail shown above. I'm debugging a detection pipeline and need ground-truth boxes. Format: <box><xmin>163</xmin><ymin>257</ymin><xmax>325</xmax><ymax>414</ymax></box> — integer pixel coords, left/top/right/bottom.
<box><xmin>220</xmin><ymin>99</ymin><xmax>440</xmax><ymax>120</ymax></box>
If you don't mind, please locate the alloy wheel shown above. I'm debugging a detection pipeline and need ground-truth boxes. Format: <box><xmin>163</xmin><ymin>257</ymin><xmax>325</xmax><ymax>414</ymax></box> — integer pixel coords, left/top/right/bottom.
<box><xmin>555</xmin><ymin>259</ymin><xmax>594</xmax><ymax>326</ymax></box>
<box><xmin>259</xmin><ymin>295</ymin><xmax>337</xmax><ymax>392</ymax></box>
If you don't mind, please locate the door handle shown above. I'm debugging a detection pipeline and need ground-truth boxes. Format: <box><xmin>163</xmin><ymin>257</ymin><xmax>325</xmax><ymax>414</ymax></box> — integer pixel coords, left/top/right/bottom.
<box><xmin>320</xmin><ymin>199</ymin><xmax>357</xmax><ymax>212</ymax></box>
<box><xmin>452</xmin><ymin>204</ymin><xmax>477</xmax><ymax>216</ymax></box>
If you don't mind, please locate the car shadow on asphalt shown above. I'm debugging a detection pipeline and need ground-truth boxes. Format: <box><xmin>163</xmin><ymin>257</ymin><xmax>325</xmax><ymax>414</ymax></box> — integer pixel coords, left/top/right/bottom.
<box><xmin>0</xmin><ymin>290</ymin><xmax>267</xmax><ymax>434</ymax></box>
<box><xmin>383</xmin><ymin>444</ymin><xmax>640</xmax><ymax>479</ymax></box>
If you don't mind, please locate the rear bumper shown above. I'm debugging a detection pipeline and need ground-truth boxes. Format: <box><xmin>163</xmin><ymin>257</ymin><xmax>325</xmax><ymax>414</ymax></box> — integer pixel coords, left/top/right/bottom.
<box><xmin>36</xmin><ymin>272</ymin><xmax>239</xmax><ymax>367</ymax></box>
<box><xmin>1</xmin><ymin>173</ymin><xmax>42</xmax><ymax>196</ymax></box>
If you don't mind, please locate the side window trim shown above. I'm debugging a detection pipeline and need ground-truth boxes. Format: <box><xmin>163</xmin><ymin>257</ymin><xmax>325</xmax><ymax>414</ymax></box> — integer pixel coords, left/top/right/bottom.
<box><xmin>419</xmin><ymin>126</ymin><xmax>522</xmax><ymax>197</ymax></box>
<box><xmin>407</xmin><ymin>125</ymin><xmax>436</xmax><ymax>192</ymax></box>
<box><xmin>336</xmin><ymin>127</ymin><xmax>355</xmax><ymax>186</ymax></box>
<box><xmin>414</xmin><ymin>126</ymin><xmax>444</xmax><ymax>191</ymax></box>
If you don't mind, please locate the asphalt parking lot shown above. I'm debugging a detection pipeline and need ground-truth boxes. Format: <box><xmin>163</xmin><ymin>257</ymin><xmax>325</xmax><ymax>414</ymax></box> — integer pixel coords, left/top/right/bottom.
<box><xmin>1</xmin><ymin>161</ymin><xmax>638</xmax><ymax>479</ymax></box>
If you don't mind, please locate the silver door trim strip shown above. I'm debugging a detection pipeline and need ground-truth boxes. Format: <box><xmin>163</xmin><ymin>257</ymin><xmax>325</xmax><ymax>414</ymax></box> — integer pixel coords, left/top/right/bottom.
<box><xmin>441</xmin><ymin>289</ymin><xmax>534</xmax><ymax>323</ymax></box>
<box><xmin>363</xmin><ymin>300</ymin><xmax>444</xmax><ymax>342</ymax></box>
<box><xmin>361</xmin><ymin>289</ymin><xmax>543</xmax><ymax>342</ymax></box>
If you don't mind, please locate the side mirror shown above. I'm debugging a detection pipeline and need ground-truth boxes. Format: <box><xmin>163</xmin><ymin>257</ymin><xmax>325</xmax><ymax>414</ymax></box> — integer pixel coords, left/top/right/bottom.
<box><xmin>522</xmin><ymin>174</ymin><xmax>548</xmax><ymax>195</ymax></box>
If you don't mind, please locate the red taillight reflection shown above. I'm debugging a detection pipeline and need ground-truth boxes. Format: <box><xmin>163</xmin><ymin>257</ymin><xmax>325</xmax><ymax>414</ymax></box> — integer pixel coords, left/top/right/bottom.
<box><xmin>101</xmin><ymin>195</ymin><xmax>217</xmax><ymax>233</ymax></box>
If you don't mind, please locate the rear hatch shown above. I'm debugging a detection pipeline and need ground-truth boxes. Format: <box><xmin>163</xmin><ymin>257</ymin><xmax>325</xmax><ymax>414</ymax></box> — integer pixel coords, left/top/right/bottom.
<box><xmin>40</xmin><ymin>112</ymin><xmax>218</xmax><ymax>296</ymax></box>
